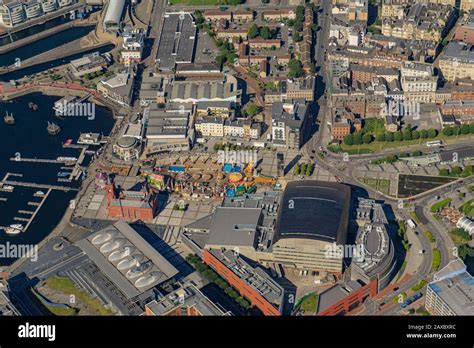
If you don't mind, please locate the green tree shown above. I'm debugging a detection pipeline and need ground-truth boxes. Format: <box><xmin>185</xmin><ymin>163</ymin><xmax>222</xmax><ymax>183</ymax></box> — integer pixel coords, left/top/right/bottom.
<box><xmin>305</xmin><ymin>164</ymin><xmax>312</xmax><ymax>176</ymax></box>
<box><xmin>443</xmin><ymin>126</ymin><xmax>454</xmax><ymax>136</ymax></box>
<box><xmin>248</xmin><ymin>24</ymin><xmax>259</xmax><ymax>39</ymax></box>
<box><xmin>300</xmin><ymin>163</ymin><xmax>307</xmax><ymax>174</ymax></box>
<box><xmin>294</xmin><ymin>164</ymin><xmax>300</xmax><ymax>175</ymax></box>
<box><xmin>439</xmin><ymin>168</ymin><xmax>450</xmax><ymax>176</ymax></box>
<box><xmin>461</xmin><ymin>123</ymin><xmax>470</xmax><ymax>135</ymax></box>
<box><xmin>412</xmin><ymin>130</ymin><xmax>420</xmax><ymax>139</ymax></box>
<box><xmin>385</xmin><ymin>132</ymin><xmax>394</xmax><ymax>142</ymax></box>
<box><xmin>194</xmin><ymin>10</ymin><xmax>204</xmax><ymax>25</ymax></box>
<box><xmin>353</xmin><ymin>132</ymin><xmax>363</xmax><ymax>145</ymax></box>
<box><xmin>403</xmin><ymin>129</ymin><xmax>412</xmax><ymax>141</ymax></box>
<box><xmin>288</xmin><ymin>59</ymin><xmax>304</xmax><ymax>78</ymax></box>
<box><xmin>451</xmin><ymin>166</ymin><xmax>463</xmax><ymax>176</ymax></box>
<box><xmin>419</xmin><ymin>129</ymin><xmax>428</xmax><ymax>139</ymax></box>
<box><xmin>362</xmin><ymin>133</ymin><xmax>372</xmax><ymax>144</ymax></box>
<box><xmin>394</xmin><ymin>131</ymin><xmax>403</xmax><ymax>142</ymax></box>
<box><xmin>260</xmin><ymin>26</ymin><xmax>273</xmax><ymax>40</ymax></box>
<box><xmin>243</xmin><ymin>103</ymin><xmax>261</xmax><ymax>117</ymax></box>
<box><xmin>470</xmin><ymin>123</ymin><xmax>474</xmax><ymax>134</ymax></box>
<box><xmin>343</xmin><ymin>133</ymin><xmax>354</xmax><ymax>146</ymax></box>
<box><xmin>427</xmin><ymin>129</ymin><xmax>437</xmax><ymax>138</ymax></box>
<box><xmin>453</xmin><ymin>125</ymin><xmax>461</xmax><ymax>136</ymax></box>
<box><xmin>377</xmin><ymin>133</ymin><xmax>386</xmax><ymax>142</ymax></box>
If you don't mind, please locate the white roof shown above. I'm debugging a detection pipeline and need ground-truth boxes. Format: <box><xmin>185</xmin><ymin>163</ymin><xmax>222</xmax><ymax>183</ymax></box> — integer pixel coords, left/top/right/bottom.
<box><xmin>104</xmin><ymin>0</ymin><xmax>126</xmax><ymax>26</ymax></box>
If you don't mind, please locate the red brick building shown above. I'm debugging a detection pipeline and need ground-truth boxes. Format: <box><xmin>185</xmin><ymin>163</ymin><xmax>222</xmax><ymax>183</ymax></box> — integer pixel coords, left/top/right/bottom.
<box><xmin>203</xmin><ymin>249</ymin><xmax>283</xmax><ymax>316</ymax></box>
<box><xmin>455</xmin><ymin>24</ymin><xmax>474</xmax><ymax>45</ymax></box>
<box><xmin>105</xmin><ymin>180</ymin><xmax>158</xmax><ymax>221</ymax></box>
<box><xmin>317</xmin><ymin>279</ymin><xmax>378</xmax><ymax>316</ymax></box>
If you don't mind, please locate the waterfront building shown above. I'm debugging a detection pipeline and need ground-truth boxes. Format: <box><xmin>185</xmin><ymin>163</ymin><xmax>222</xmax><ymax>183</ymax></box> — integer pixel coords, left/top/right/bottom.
<box><xmin>121</xmin><ymin>29</ymin><xmax>145</xmax><ymax>66</ymax></box>
<box><xmin>0</xmin><ymin>0</ymin><xmax>76</xmax><ymax>27</ymax></box>
<box><xmin>97</xmin><ymin>68</ymin><xmax>135</xmax><ymax>107</ymax></box>
<box><xmin>103</xmin><ymin>0</ymin><xmax>125</xmax><ymax>32</ymax></box>
<box><xmin>69</xmin><ymin>52</ymin><xmax>108</xmax><ymax>78</ymax></box>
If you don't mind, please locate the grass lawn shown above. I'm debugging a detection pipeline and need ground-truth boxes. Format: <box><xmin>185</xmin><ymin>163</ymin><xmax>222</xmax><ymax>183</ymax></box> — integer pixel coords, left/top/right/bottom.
<box><xmin>448</xmin><ymin>229</ymin><xmax>471</xmax><ymax>246</ymax></box>
<box><xmin>358</xmin><ymin>177</ymin><xmax>391</xmax><ymax>194</ymax></box>
<box><xmin>411</xmin><ymin>279</ymin><xmax>428</xmax><ymax>292</ymax></box>
<box><xmin>410</xmin><ymin>211</ymin><xmax>421</xmax><ymax>224</ymax></box>
<box><xmin>430</xmin><ymin>198</ymin><xmax>452</xmax><ymax>213</ymax></box>
<box><xmin>299</xmin><ymin>292</ymin><xmax>318</xmax><ymax>312</ymax></box>
<box><xmin>33</xmin><ymin>292</ymin><xmax>78</xmax><ymax>316</ymax></box>
<box><xmin>431</xmin><ymin>249</ymin><xmax>441</xmax><ymax>272</ymax></box>
<box><xmin>425</xmin><ymin>231</ymin><xmax>434</xmax><ymax>243</ymax></box>
<box><xmin>45</xmin><ymin>276</ymin><xmax>114</xmax><ymax>316</ymax></box>
<box><xmin>169</xmin><ymin>0</ymin><xmax>224</xmax><ymax>4</ymax></box>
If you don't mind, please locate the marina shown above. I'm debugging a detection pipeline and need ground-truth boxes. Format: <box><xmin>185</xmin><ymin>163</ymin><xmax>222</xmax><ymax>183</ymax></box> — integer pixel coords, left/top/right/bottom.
<box><xmin>0</xmin><ymin>93</ymin><xmax>114</xmax><ymax>260</ymax></box>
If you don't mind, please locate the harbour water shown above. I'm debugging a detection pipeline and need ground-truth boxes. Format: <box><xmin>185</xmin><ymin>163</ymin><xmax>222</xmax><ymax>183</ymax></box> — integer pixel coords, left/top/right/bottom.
<box><xmin>0</xmin><ymin>44</ymin><xmax>115</xmax><ymax>82</ymax></box>
<box><xmin>0</xmin><ymin>25</ymin><xmax>96</xmax><ymax>68</ymax></box>
<box><xmin>0</xmin><ymin>92</ymin><xmax>115</xmax><ymax>265</ymax></box>
<box><xmin>0</xmin><ymin>15</ymin><xmax>75</xmax><ymax>47</ymax></box>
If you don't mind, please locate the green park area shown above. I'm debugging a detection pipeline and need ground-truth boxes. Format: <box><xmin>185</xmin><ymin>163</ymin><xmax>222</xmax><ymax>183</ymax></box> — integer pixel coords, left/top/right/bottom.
<box><xmin>460</xmin><ymin>199</ymin><xmax>474</xmax><ymax>219</ymax></box>
<box><xmin>170</xmin><ymin>0</ymin><xmax>240</xmax><ymax>5</ymax></box>
<box><xmin>297</xmin><ymin>292</ymin><xmax>319</xmax><ymax>313</ymax></box>
<box><xmin>430</xmin><ymin>198</ymin><xmax>452</xmax><ymax>213</ymax></box>
<box><xmin>431</xmin><ymin>249</ymin><xmax>441</xmax><ymax>272</ymax></box>
<box><xmin>44</xmin><ymin>276</ymin><xmax>115</xmax><ymax>316</ymax></box>
<box><xmin>357</xmin><ymin>177</ymin><xmax>391</xmax><ymax>195</ymax></box>
<box><xmin>329</xmin><ymin>118</ymin><xmax>474</xmax><ymax>154</ymax></box>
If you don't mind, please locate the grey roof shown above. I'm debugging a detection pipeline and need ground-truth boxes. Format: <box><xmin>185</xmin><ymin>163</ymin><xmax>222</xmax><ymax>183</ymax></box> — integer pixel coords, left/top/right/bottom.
<box><xmin>185</xmin><ymin>214</ymin><xmax>214</xmax><ymax>231</ymax></box>
<box><xmin>208</xmin><ymin>248</ymin><xmax>284</xmax><ymax>311</ymax></box>
<box><xmin>317</xmin><ymin>280</ymin><xmax>363</xmax><ymax>314</ymax></box>
<box><xmin>196</xmin><ymin>100</ymin><xmax>233</xmax><ymax>110</ymax></box>
<box><xmin>272</xmin><ymin>102</ymin><xmax>308</xmax><ymax>130</ymax></box>
<box><xmin>428</xmin><ymin>260</ymin><xmax>474</xmax><ymax>315</ymax></box>
<box><xmin>77</xmin><ymin>221</ymin><xmax>178</xmax><ymax>299</ymax></box>
<box><xmin>144</xmin><ymin>103</ymin><xmax>190</xmax><ymax>138</ymax></box>
<box><xmin>275</xmin><ymin>180</ymin><xmax>351</xmax><ymax>244</ymax></box>
<box><xmin>442</xmin><ymin>41</ymin><xmax>474</xmax><ymax>63</ymax></box>
<box><xmin>103</xmin><ymin>0</ymin><xmax>126</xmax><ymax>27</ymax></box>
<box><xmin>156</xmin><ymin>12</ymin><xmax>197</xmax><ymax>71</ymax></box>
<box><xmin>145</xmin><ymin>283</ymin><xmax>229</xmax><ymax>315</ymax></box>
<box><xmin>206</xmin><ymin>207</ymin><xmax>261</xmax><ymax>248</ymax></box>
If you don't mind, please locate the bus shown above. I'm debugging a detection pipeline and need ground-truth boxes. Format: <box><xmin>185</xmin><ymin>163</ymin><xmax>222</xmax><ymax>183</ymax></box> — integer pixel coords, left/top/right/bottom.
<box><xmin>407</xmin><ymin>219</ymin><xmax>417</xmax><ymax>229</ymax></box>
<box><xmin>426</xmin><ymin>140</ymin><xmax>442</xmax><ymax>147</ymax></box>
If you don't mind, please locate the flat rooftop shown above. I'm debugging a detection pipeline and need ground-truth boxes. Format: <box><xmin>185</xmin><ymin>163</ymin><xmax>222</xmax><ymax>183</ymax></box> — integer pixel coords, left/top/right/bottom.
<box><xmin>429</xmin><ymin>269</ymin><xmax>474</xmax><ymax>315</ymax></box>
<box><xmin>206</xmin><ymin>207</ymin><xmax>261</xmax><ymax>248</ymax></box>
<box><xmin>156</xmin><ymin>12</ymin><xmax>197</xmax><ymax>71</ymax></box>
<box><xmin>275</xmin><ymin>180</ymin><xmax>351</xmax><ymax>244</ymax></box>
<box><xmin>317</xmin><ymin>280</ymin><xmax>363</xmax><ymax>314</ymax></box>
<box><xmin>76</xmin><ymin>221</ymin><xmax>179</xmax><ymax>299</ymax></box>
<box><xmin>145</xmin><ymin>283</ymin><xmax>229</xmax><ymax>316</ymax></box>
<box><xmin>208</xmin><ymin>248</ymin><xmax>284</xmax><ymax>311</ymax></box>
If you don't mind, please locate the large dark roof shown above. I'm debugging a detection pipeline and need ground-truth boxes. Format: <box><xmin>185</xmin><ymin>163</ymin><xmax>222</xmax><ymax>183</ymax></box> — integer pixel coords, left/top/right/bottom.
<box><xmin>275</xmin><ymin>181</ymin><xmax>351</xmax><ymax>244</ymax></box>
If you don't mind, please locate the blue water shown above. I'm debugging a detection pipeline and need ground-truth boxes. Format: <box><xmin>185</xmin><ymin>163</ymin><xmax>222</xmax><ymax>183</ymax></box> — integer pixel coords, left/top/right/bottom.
<box><xmin>0</xmin><ymin>92</ymin><xmax>115</xmax><ymax>265</ymax></box>
<box><xmin>0</xmin><ymin>25</ymin><xmax>96</xmax><ymax>67</ymax></box>
<box><xmin>0</xmin><ymin>44</ymin><xmax>114</xmax><ymax>82</ymax></box>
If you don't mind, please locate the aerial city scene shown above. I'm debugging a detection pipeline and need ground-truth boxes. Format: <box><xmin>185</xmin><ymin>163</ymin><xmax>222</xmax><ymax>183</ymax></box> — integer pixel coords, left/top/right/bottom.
<box><xmin>1</xmin><ymin>0</ymin><xmax>474</xmax><ymax>324</ymax></box>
